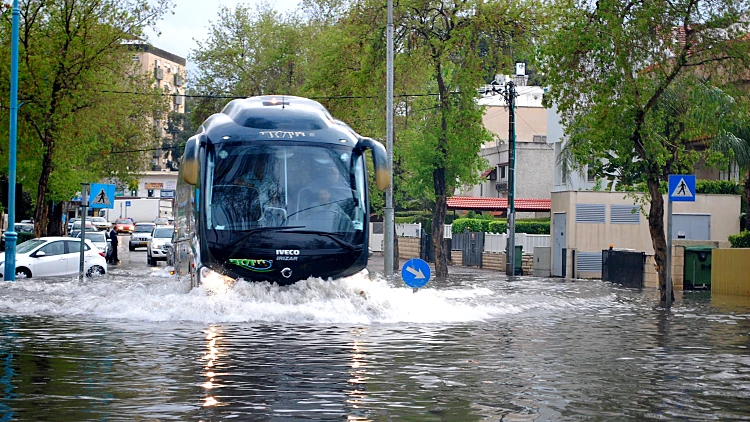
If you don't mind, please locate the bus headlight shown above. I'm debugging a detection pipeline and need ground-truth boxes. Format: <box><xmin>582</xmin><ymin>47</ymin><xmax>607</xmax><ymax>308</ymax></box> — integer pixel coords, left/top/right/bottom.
<box><xmin>199</xmin><ymin>266</ymin><xmax>236</xmax><ymax>291</ymax></box>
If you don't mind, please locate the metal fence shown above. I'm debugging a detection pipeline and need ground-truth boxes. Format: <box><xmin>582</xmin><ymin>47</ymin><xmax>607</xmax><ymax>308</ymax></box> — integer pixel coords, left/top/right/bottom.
<box><xmin>396</xmin><ymin>223</ymin><xmax>421</xmax><ymax>238</ymax></box>
<box><xmin>370</xmin><ymin>223</ymin><xmax>551</xmax><ymax>257</ymax></box>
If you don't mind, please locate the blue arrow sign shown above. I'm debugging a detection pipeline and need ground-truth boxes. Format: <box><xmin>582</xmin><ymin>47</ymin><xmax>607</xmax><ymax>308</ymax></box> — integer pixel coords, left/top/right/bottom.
<box><xmin>668</xmin><ymin>175</ymin><xmax>696</xmax><ymax>202</ymax></box>
<box><xmin>89</xmin><ymin>183</ymin><xmax>115</xmax><ymax>209</ymax></box>
<box><xmin>401</xmin><ymin>258</ymin><xmax>431</xmax><ymax>288</ymax></box>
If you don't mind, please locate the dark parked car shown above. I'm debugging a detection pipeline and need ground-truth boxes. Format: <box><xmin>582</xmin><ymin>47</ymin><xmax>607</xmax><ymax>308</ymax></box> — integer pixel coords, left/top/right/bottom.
<box><xmin>0</xmin><ymin>222</ymin><xmax>35</xmax><ymax>251</ymax></box>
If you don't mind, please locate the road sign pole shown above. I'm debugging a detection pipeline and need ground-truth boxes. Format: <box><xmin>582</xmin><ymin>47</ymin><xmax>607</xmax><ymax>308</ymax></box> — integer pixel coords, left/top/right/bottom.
<box><xmin>665</xmin><ymin>174</ymin><xmax>694</xmax><ymax>308</ymax></box>
<box><xmin>79</xmin><ymin>183</ymin><xmax>89</xmax><ymax>281</ymax></box>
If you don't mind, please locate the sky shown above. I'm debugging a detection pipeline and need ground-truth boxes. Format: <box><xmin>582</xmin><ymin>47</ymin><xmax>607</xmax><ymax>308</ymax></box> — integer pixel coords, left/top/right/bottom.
<box><xmin>143</xmin><ymin>0</ymin><xmax>299</xmax><ymax>75</ymax></box>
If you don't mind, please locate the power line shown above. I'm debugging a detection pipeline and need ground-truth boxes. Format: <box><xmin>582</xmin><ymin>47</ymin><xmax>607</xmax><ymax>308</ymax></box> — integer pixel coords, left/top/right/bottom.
<box><xmin>96</xmin><ymin>89</ymin><xmax>460</xmax><ymax>101</ymax></box>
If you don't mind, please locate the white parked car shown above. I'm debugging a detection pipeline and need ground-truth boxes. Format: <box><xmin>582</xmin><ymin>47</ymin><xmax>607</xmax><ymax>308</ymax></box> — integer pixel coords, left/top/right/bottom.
<box><xmin>0</xmin><ymin>237</ymin><xmax>107</xmax><ymax>279</ymax></box>
<box><xmin>147</xmin><ymin>226</ymin><xmax>174</xmax><ymax>266</ymax></box>
<box><xmin>129</xmin><ymin>222</ymin><xmax>156</xmax><ymax>251</ymax></box>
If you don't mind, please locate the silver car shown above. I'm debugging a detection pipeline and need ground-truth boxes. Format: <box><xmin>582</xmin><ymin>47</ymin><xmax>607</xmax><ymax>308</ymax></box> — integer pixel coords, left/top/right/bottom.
<box><xmin>72</xmin><ymin>231</ymin><xmax>109</xmax><ymax>252</ymax></box>
<box><xmin>129</xmin><ymin>222</ymin><xmax>156</xmax><ymax>251</ymax></box>
<box><xmin>90</xmin><ymin>216</ymin><xmax>112</xmax><ymax>231</ymax></box>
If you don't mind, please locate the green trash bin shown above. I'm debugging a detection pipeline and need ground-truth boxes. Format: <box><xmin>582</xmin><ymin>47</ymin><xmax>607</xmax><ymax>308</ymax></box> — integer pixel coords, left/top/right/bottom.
<box><xmin>684</xmin><ymin>246</ymin><xmax>714</xmax><ymax>290</ymax></box>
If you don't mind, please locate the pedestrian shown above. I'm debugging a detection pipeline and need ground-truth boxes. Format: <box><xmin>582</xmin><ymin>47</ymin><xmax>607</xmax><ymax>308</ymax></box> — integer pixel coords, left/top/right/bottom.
<box><xmin>108</xmin><ymin>227</ymin><xmax>119</xmax><ymax>264</ymax></box>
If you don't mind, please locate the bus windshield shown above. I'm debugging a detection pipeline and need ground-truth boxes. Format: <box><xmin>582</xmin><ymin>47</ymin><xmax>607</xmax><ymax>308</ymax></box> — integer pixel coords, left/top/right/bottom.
<box><xmin>205</xmin><ymin>143</ymin><xmax>366</xmax><ymax>236</ymax></box>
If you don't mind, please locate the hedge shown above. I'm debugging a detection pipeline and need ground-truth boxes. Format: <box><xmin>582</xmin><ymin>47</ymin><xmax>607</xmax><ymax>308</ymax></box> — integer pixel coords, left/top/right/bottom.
<box><xmin>452</xmin><ymin>218</ymin><xmax>550</xmax><ymax>234</ymax></box>
<box><xmin>729</xmin><ymin>230</ymin><xmax>750</xmax><ymax>248</ymax></box>
<box><xmin>618</xmin><ymin>179</ymin><xmax>742</xmax><ymax>195</ymax></box>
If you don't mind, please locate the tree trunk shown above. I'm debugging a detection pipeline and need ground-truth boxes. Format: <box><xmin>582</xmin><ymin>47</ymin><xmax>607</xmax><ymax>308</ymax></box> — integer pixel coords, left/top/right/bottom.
<box><xmin>432</xmin><ymin>166</ymin><xmax>448</xmax><ymax>278</ymax></box>
<box><xmin>33</xmin><ymin>139</ymin><xmax>54</xmax><ymax>238</ymax></box>
<box><xmin>432</xmin><ymin>61</ymin><xmax>450</xmax><ymax>279</ymax></box>
<box><xmin>47</xmin><ymin>201</ymin><xmax>64</xmax><ymax>236</ymax></box>
<box><xmin>646</xmin><ymin>176</ymin><xmax>673</xmax><ymax>307</ymax></box>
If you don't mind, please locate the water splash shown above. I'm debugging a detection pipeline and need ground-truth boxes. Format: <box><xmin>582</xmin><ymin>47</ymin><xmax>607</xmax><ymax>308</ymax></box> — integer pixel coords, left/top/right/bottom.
<box><xmin>0</xmin><ymin>268</ymin><xmax>598</xmax><ymax>324</ymax></box>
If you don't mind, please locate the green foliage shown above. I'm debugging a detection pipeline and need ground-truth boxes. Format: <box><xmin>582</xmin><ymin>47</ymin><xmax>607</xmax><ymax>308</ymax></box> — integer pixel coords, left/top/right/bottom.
<box><xmin>0</xmin><ymin>0</ymin><xmax>172</xmax><ymax>232</ymax></box>
<box><xmin>488</xmin><ymin>220</ymin><xmax>507</xmax><ymax>233</ymax></box>
<box><xmin>728</xmin><ymin>231</ymin><xmax>750</xmax><ymax>248</ymax></box>
<box><xmin>189</xmin><ymin>4</ymin><xmax>306</xmax><ymax>124</ymax></box>
<box><xmin>696</xmin><ymin>180</ymin><xmax>743</xmax><ymax>195</ymax></box>
<box><xmin>452</xmin><ymin>218</ymin><xmax>491</xmax><ymax>234</ymax></box>
<box><xmin>515</xmin><ymin>221</ymin><xmax>551</xmax><ymax>235</ymax></box>
<box><xmin>452</xmin><ymin>218</ymin><xmax>549</xmax><ymax>234</ymax></box>
<box><xmin>618</xmin><ymin>179</ymin><xmax>742</xmax><ymax>195</ymax></box>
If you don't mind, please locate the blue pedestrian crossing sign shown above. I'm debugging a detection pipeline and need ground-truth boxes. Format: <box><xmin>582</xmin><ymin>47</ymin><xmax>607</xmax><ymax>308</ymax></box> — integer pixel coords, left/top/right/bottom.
<box><xmin>89</xmin><ymin>184</ymin><xmax>115</xmax><ymax>209</ymax></box>
<box><xmin>401</xmin><ymin>258</ymin><xmax>431</xmax><ymax>288</ymax></box>
<box><xmin>668</xmin><ymin>175</ymin><xmax>696</xmax><ymax>202</ymax></box>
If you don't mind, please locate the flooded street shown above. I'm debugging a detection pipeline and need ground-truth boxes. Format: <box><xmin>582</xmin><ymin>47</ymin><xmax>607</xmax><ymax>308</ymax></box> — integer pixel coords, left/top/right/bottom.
<box><xmin>0</xmin><ymin>246</ymin><xmax>748</xmax><ymax>420</ymax></box>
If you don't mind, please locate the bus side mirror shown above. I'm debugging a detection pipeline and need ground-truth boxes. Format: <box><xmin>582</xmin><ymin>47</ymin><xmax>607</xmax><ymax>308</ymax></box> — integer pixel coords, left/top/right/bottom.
<box><xmin>359</xmin><ymin>137</ymin><xmax>390</xmax><ymax>191</ymax></box>
<box><xmin>181</xmin><ymin>137</ymin><xmax>199</xmax><ymax>185</ymax></box>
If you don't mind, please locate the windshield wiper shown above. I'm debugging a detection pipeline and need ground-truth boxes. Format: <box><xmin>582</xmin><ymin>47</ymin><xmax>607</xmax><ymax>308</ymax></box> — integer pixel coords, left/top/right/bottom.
<box><xmin>279</xmin><ymin>230</ymin><xmax>358</xmax><ymax>251</ymax></box>
<box><xmin>228</xmin><ymin>226</ymin><xmax>304</xmax><ymax>244</ymax></box>
<box><xmin>286</xmin><ymin>199</ymin><xmax>350</xmax><ymax>219</ymax></box>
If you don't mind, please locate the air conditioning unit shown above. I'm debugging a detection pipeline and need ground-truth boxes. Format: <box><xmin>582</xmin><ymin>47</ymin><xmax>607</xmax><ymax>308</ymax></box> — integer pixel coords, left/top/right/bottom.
<box><xmin>154</xmin><ymin>67</ymin><xmax>164</xmax><ymax>80</ymax></box>
<box><xmin>495</xmin><ymin>181</ymin><xmax>508</xmax><ymax>192</ymax></box>
<box><xmin>174</xmin><ymin>74</ymin><xmax>183</xmax><ymax>86</ymax></box>
<box><xmin>173</xmin><ymin>95</ymin><xmax>184</xmax><ymax>105</ymax></box>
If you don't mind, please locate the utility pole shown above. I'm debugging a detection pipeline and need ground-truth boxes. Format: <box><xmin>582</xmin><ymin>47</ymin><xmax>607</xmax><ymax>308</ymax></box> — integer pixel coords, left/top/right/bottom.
<box><xmin>505</xmin><ymin>80</ymin><xmax>517</xmax><ymax>276</ymax></box>
<box><xmin>384</xmin><ymin>0</ymin><xmax>395</xmax><ymax>279</ymax></box>
<box><xmin>4</xmin><ymin>0</ymin><xmax>20</xmax><ymax>281</ymax></box>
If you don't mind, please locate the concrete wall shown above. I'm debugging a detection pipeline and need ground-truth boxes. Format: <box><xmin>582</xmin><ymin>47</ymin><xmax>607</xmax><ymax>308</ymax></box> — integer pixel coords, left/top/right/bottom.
<box><xmin>397</xmin><ymin>237</ymin><xmax>420</xmax><ymax>259</ymax></box>
<box><xmin>551</xmin><ymin>191</ymin><xmax>741</xmax><ymax>274</ymax></box>
<box><xmin>481</xmin><ymin>252</ymin><xmax>504</xmax><ymax>271</ymax></box>
<box><xmin>482</xmin><ymin>106</ymin><xmax>548</xmax><ymax>144</ymax></box>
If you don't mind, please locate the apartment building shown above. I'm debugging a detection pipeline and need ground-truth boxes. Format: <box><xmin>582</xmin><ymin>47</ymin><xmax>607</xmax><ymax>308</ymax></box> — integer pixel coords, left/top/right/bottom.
<box><xmin>130</xmin><ymin>42</ymin><xmax>186</xmax><ymax>171</ymax></box>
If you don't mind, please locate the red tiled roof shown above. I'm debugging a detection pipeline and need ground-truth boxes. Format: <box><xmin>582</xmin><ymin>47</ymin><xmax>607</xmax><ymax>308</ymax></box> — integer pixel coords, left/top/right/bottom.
<box><xmin>447</xmin><ymin>196</ymin><xmax>551</xmax><ymax>212</ymax></box>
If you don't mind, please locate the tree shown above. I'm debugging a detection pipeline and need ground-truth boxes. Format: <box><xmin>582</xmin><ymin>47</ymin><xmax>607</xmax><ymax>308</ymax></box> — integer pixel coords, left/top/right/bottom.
<box><xmin>0</xmin><ymin>0</ymin><xmax>172</xmax><ymax>236</ymax></box>
<box><xmin>394</xmin><ymin>0</ymin><xmax>531</xmax><ymax>277</ymax></box>
<box><xmin>539</xmin><ymin>0</ymin><xmax>750</xmax><ymax>306</ymax></box>
<box><xmin>189</xmin><ymin>3</ymin><xmax>307</xmax><ymax>125</ymax></box>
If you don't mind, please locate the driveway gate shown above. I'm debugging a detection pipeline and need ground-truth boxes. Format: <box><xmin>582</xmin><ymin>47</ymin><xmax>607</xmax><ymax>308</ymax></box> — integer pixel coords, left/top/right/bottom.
<box><xmin>452</xmin><ymin>232</ymin><xmax>483</xmax><ymax>267</ymax></box>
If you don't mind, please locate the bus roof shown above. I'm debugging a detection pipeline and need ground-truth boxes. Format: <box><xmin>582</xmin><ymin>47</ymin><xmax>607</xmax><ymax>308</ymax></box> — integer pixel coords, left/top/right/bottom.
<box><xmin>194</xmin><ymin>95</ymin><xmax>362</xmax><ymax>147</ymax></box>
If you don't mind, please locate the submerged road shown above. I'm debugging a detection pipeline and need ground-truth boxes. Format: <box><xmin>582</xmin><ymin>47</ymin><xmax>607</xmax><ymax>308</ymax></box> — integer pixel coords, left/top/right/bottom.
<box><xmin>0</xmin><ymin>233</ymin><xmax>747</xmax><ymax>420</ymax></box>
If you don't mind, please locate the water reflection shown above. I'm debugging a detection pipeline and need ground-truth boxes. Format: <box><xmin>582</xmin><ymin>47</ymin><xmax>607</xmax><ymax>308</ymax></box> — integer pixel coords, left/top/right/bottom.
<box><xmin>202</xmin><ymin>326</ymin><xmax>223</xmax><ymax>408</ymax></box>
<box><xmin>0</xmin><ymin>269</ymin><xmax>746</xmax><ymax>420</ymax></box>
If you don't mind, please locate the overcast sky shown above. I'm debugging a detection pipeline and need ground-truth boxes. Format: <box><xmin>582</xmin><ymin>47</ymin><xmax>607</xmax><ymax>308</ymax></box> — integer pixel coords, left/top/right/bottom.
<box><xmin>143</xmin><ymin>0</ymin><xmax>299</xmax><ymax>75</ymax></box>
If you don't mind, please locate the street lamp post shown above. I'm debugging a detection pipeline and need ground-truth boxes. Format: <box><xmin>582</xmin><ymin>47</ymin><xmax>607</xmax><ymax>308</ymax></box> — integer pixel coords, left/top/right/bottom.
<box><xmin>384</xmin><ymin>0</ymin><xmax>395</xmax><ymax>279</ymax></box>
<box><xmin>4</xmin><ymin>0</ymin><xmax>21</xmax><ymax>281</ymax></box>
<box><xmin>505</xmin><ymin>80</ymin><xmax>517</xmax><ymax>276</ymax></box>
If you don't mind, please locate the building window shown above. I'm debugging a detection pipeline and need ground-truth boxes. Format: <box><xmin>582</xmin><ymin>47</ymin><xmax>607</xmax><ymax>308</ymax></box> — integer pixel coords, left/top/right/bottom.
<box><xmin>147</xmin><ymin>189</ymin><xmax>154</xmax><ymax>198</ymax></box>
<box><xmin>499</xmin><ymin>165</ymin><xmax>507</xmax><ymax>180</ymax></box>
<box><xmin>587</xmin><ymin>163</ymin><xmax>597</xmax><ymax>182</ymax></box>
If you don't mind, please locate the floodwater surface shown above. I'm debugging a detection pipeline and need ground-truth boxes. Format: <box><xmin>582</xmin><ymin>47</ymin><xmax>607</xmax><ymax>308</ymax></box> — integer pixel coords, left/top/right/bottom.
<box><xmin>0</xmin><ymin>264</ymin><xmax>748</xmax><ymax>421</ymax></box>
